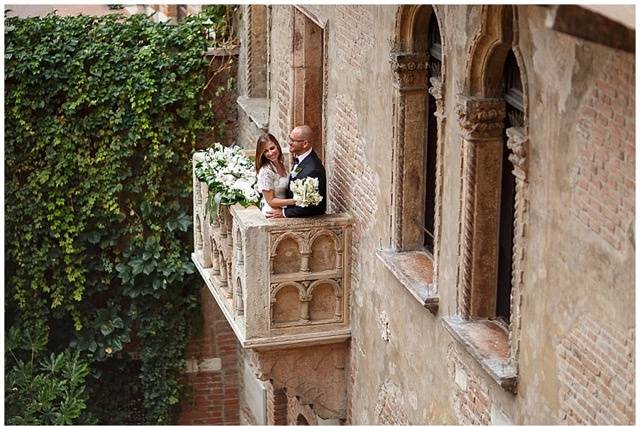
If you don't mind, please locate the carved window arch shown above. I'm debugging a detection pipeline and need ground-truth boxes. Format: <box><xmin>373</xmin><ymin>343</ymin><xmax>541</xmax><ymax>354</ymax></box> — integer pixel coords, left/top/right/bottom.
<box><xmin>444</xmin><ymin>5</ymin><xmax>529</xmax><ymax>394</ymax></box>
<box><xmin>379</xmin><ymin>5</ymin><xmax>446</xmax><ymax>314</ymax></box>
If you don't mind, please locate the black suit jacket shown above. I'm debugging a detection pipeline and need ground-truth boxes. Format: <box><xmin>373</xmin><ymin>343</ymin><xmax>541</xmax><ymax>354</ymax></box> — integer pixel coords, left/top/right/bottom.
<box><xmin>284</xmin><ymin>150</ymin><xmax>327</xmax><ymax>217</ymax></box>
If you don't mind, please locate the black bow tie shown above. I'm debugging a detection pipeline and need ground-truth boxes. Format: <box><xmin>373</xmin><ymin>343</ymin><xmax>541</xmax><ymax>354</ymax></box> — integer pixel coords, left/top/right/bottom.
<box><xmin>292</xmin><ymin>157</ymin><xmax>299</xmax><ymax>166</ymax></box>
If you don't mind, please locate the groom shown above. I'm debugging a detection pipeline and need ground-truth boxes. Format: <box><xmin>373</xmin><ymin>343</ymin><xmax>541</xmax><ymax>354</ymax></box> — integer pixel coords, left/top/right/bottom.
<box><xmin>266</xmin><ymin>125</ymin><xmax>327</xmax><ymax>218</ymax></box>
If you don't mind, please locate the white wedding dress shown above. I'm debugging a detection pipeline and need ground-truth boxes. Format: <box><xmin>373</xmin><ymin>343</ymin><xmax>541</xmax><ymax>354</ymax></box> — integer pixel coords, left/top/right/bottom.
<box><xmin>257</xmin><ymin>166</ymin><xmax>289</xmax><ymax>215</ymax></box>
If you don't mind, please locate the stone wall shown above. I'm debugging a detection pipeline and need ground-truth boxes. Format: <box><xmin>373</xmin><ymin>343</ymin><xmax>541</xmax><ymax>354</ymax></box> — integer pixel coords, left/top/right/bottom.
<box><xmin>232</xmin><ymin>5</ymin><xmax>635</xmax><ymax>425</ymax></box>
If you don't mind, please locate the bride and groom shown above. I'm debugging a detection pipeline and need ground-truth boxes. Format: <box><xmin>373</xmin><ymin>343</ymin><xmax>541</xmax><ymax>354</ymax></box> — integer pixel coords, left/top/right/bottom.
<box><xmin>255</xmin><ymin>125</ymin><xmax>327</xmax><ymax>219</ymax></box>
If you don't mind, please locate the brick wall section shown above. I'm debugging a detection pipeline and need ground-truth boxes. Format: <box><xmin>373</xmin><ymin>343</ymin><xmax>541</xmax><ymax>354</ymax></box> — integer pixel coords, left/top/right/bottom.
<box><xmin>178</xmin><ymin>287</ymin><xmax>240</xmax><ymax>425</ymax></box>
<box><xmin>330</xmin><ymin>95</ymin><xmax>377</xmax><ymax>288</ymax></box>
<box><xmin>336</xmin><ymin>6</ymin><xmax>374</xmax><ymax>72</ymax></box>
<box><xmin>572</xmin><ymin>52</ymin><xmax>635</xmax><ymax>251</ymax></box>
<box><xmin>446</xmin><ymin>345</ymin><xmax>491</xmax><ymax>425</ymax></box>
<box><xmin>557</xmin><ymin>316</ymin><xmax>635</xmax><ymax>424</ymax></box>
<box><xmin>374</xmin><ymin>379</ymin><xmax>408</xmax><ymax>425</ymax></box>
<box><xmin>265</xmin><ymin>381</ymin><xmax>288</xmax><ymax>425</ymax></box>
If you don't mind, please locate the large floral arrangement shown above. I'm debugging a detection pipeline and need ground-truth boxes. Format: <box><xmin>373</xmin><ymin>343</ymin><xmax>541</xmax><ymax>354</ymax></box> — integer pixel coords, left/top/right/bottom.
<box><xmin>194</xmin><ymin>143</ymin><xmax>259</xmax><ymax>218</ymax></box>
<box><xmin>290</xmin><ymin>177</ymin><xmax>323</xmax><ymax>207</ymax></box>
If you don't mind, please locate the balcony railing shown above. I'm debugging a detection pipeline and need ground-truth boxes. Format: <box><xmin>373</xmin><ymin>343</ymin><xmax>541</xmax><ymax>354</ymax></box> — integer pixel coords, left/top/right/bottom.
<box><xmin>192</xmin><ymin>152</ymin><xmax>353</xmax><ymax>349</ymax></box>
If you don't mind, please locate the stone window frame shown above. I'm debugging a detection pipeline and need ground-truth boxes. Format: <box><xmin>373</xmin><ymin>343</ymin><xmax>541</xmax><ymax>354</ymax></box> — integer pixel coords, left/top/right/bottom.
<box><xmin>290</xmin><ymin>5</ymin><xmax>329</xmax><ymax>162</ymax></box>
<box><xmin>237</xmin><ymin>5</ymin><xmax>270</xmax><ymax>131</ymax></box>
<box><xmin>442</xmin><ymin>5</ymin><xmax>529</xmax><ymax>394</ymax></box>
<box><xmin>377</xmin><ymin>5</ymin><xmax>447</xmax><ymax>315</ymax></box>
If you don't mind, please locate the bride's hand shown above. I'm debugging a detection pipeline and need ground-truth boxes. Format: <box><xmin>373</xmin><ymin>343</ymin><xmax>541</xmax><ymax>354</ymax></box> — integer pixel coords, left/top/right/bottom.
<box><xmin>266</xmin><ymin>208</ymin><xmax>284</xmax><ymax>218</ymax></box>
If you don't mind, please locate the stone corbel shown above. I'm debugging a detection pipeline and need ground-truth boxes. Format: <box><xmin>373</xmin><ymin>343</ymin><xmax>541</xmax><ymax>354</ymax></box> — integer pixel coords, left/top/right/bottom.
<box><xmin>390</xmin><ymin>52</ymin><xmax>429</xmax><ymax>92</ymax></box>
<box><xmin>247</xmin><ymin>342</ymin><xmax>348</xmax><ymax>420</ymax></box>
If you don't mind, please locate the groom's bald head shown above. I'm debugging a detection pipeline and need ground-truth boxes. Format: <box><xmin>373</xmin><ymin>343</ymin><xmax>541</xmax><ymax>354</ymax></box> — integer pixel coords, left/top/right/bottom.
<box><xmin>289</xmin><ymin>125</ymin><xmax>314</xmax><ymax>155</ymax></box>
<box><xmin>292</xmin><ymin>125</ymin><xmax>313</xmax><ymax>142</ymax></box>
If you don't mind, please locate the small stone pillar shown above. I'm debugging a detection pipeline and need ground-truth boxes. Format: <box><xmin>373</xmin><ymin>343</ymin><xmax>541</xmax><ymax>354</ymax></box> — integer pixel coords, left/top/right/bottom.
<box><xmin>455</xmin><ymin>95</ymin><xmax>506</xmax><ymax>318</ymax></box>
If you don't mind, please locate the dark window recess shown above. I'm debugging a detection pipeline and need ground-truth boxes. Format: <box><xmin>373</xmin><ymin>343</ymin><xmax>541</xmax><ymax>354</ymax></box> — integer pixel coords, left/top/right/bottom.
<box><xmin>423</xmin><ymin>11</ymin><xmax>441</xmax><ymax>253</ymax></box>
<box><xmin>496</xmin><ymin>50</ymin><xmax>523</xmax><ymax>322</ymax></box>
<box><xmin>428</xmin><ymin>12</ymin><xmax>442</xmax><ymax>62</ymax></box>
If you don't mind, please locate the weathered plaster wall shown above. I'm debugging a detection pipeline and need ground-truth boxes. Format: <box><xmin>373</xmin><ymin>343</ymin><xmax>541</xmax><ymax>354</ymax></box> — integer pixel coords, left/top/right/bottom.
<box><xmin>249</xmin><ymin>4</ymin><xmax>634</xmax><ymax>424</ymax></box>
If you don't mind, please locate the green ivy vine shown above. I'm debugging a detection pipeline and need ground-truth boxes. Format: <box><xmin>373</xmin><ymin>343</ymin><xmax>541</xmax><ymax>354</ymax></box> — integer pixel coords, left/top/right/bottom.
<box><xmin>5</xmin><ymin>9</ymin><xmax>229</xmax><ymax>424</ymax></box>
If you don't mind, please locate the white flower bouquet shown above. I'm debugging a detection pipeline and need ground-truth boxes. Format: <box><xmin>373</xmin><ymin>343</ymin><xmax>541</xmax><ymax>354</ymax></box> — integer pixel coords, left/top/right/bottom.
<box><xmin>290</xmin><ymin>177</ymin><xmax>323</xmax><ymax>207</ymax></box>
<box><xmin>194</xmin><ymin>143</ymin><xmax>260</xmax><ymax>219</ymax></box>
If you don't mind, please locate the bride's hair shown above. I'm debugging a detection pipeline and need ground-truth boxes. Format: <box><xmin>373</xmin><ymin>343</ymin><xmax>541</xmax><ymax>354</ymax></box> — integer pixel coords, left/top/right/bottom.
<box><xmin>255</xmin><ymin>133</ymin><xmax>284</xmax><ymax>172</ymax></box>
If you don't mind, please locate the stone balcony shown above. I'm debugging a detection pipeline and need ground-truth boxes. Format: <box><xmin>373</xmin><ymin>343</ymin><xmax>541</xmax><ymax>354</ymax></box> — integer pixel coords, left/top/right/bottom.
<box><xmin>191</xmin><ymin>152</ymin><xmax>353</xmax><ymax>350</ymax></box>
<box><xmin>192</xmin><ymin>152</ymin><xmax>353</xmax><ymax>419</ymax></box>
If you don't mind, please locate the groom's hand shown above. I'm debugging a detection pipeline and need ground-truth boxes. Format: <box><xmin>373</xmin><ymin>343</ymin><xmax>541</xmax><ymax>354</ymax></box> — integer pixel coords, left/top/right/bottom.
<box><xmin>266</xmin><ymin>208</ymin><xmax>284</xmax><ymax>218</ymax></box>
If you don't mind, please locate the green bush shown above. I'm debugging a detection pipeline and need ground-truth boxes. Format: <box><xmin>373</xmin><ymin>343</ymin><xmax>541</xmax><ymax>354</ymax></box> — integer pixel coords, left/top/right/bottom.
<box><xmin>5</xmin><ymin>11</ymin><xmax>221</xmax><ymax>423</ymax></box>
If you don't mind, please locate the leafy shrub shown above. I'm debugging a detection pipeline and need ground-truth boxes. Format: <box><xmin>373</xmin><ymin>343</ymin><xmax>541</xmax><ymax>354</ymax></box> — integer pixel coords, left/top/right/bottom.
<box><xmin>6</xmin><ymin>323</ymin><xmax>91</xmax><ymax>425</ymax></box>
<box><xmin>5</xmin><ymin>10</ymin><xmax>223</xmax><ymax>423</ymax></box>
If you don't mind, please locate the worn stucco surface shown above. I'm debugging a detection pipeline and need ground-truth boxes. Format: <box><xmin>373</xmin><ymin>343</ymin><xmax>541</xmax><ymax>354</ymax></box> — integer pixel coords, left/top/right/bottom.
<box><xmin>237</xmin><ymin>5</ymin><xmax>634</xmax><ymax>424</ymax></box>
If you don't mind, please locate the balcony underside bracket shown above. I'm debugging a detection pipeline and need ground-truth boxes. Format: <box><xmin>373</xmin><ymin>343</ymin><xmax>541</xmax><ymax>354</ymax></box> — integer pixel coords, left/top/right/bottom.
<box><xmin>247</xmin><ymin>342</ymin><xmax>349</xmax><ymax>420</ymax></box>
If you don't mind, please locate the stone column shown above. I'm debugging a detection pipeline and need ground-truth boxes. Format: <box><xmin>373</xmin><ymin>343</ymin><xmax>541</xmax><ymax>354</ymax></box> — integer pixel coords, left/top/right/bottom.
<box><xmin>429</xmin><ymin>76</ymin><xmax>445</xmax><ymax>286</ymax></box>
<box><xmin>199</xmin><ymin>184</ymin><xmax>213</xmax><ymax>268</ymax></box>
<box><xmin>235</xmin><ymin>277</ymin><xmax>244</xmax><ymax>316</ymax></box>
<box><xmin>389</xmin><ymin>52</ymin><xmax>429</xmax><ymax>250</ymax></box>
<box><xmin>506</xmin><ymin>126</ymin><xmax>528</xmax><ymax>366</ymax></box>
<box><xmin>455</xmin><ymin>95</ymin><xmax>506</xmax><ymax>318</ymax></box>
<box><xmin>210</xmin><ymin>236</ymin><xmax>220</xmax><ymax>276</ymax></box>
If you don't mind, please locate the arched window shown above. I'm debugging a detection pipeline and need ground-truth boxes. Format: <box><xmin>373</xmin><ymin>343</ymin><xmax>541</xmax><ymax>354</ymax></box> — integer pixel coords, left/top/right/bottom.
<box><xmin>444</xmin><ymin>5</ymin><xmax>529</xmax><ymax>394</ymax></box>
<box><xmin>381</xmin><ymin>6</ymin><xmax>445</xmax><ymax>315</ymax></box>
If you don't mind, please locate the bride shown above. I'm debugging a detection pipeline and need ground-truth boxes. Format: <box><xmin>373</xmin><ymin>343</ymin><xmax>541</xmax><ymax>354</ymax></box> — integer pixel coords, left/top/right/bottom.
<box><xmin>255</xmin><ymin>133</ymin><xmax>295</xmax><ymax>215</ymax></box>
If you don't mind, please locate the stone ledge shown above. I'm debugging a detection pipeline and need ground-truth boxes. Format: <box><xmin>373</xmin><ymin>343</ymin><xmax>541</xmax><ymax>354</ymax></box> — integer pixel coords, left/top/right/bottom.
<box><xmin>442</xmin><ymin>315</ymin><xmax>517</xmax><ymax>393</ymax></box>
<box><xmin>376</xmin><ymin>249</ymin><xmax>438</xmax><ymax>314</ymax></box>
<box><xmin>237</xmin><ymin>96</ymin><xmax>269</xmax><ymax>131</ymax></box>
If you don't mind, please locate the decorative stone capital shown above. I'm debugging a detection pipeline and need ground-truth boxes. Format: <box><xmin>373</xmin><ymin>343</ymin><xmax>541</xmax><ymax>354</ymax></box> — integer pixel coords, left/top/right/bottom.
<box><xmin>506</xmin><ymin>127</ymin><xmax>528</xmax><ymax>181</ymax></box>
<box><xmin>247</xmin><ymin>343</ymin><xmax>348</xmax><ymax>420</ymax></box>
<box><xmin>428</xmin><ymin>76</ymin><xmax>444</xmax><ymax>100</ymax></box>
<box><xmin>390</xmin><ymin>52</ymin><xmax>429</xmax><ymax>91</ymax></box>
<box><xmin>455</xmin><ymin>95</ymin><xmax>506</xmax><ymax>140</ymax></box>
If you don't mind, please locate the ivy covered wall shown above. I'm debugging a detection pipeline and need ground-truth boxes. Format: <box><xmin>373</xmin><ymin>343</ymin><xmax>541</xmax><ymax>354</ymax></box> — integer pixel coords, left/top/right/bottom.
<box><xmin>5</xmin><ymin>10</ymin><xmax>232</xmax><ymax>424</ymax></box>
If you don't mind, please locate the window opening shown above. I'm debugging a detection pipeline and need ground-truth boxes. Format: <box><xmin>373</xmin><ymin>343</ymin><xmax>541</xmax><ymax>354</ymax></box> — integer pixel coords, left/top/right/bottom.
<box><xmin>496</xmin><ymin>50</ymin><xmax>522</xmax><ymax>322</ymax></box>
<box><xmin>424</xmin><ymin>12</ymin><xmax>441</xmax><ymax>253</ymax></box>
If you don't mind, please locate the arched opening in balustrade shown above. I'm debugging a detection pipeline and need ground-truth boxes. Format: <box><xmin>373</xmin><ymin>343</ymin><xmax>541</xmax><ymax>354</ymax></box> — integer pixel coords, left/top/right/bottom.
<box><xmin>309</xmin><ymin>231</ymin><xmax>338</xmax><ymax>272</ymax></box>
<box><xmin>272</xmin><ymin>233</ymin><xmax>303</xmax><ymax>274</ymax></box>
